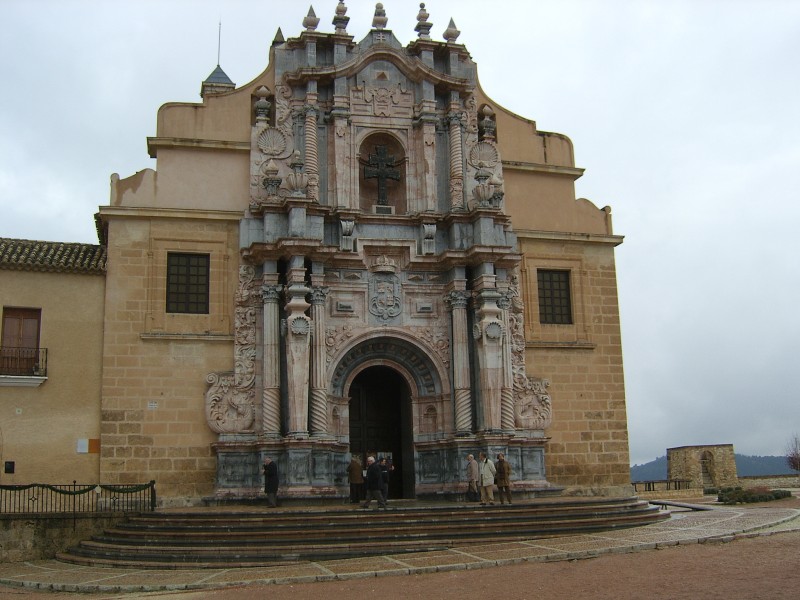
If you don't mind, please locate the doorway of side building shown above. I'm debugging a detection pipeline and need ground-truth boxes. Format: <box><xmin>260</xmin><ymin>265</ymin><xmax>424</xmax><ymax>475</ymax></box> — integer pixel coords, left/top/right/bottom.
<box><xmin>349</xmin><ymin>365</ymin><xmax>415</xmax><ymax>499</ymax></box>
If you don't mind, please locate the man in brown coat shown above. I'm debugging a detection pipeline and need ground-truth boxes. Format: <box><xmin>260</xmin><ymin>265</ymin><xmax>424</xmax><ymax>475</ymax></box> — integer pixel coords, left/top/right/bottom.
<box><xmin>347</xmin><ymin>455</ymin><xmax>364</xmax><ymax>504</ymax></box>
<box><xmin>495</xmin><ymin>452</ymin><xmax>512</xmax><ymax>504</ymax></box>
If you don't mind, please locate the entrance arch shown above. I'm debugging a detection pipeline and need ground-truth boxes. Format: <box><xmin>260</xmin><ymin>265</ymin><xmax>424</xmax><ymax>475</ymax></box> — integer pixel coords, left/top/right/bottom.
<box><xmin>330</xmin><ymin>334</ymin><xmax>448</xmax><ymax>500</ymax></box>
<box><xmin>349</xmin><ymin>366</ymin><xmax>413</xmax><ymax>499</ymax></box>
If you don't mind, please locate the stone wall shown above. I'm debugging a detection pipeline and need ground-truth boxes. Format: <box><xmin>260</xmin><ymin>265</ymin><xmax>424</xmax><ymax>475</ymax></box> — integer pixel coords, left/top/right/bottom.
<box><xmin>738</xmin><ymin>474</ymin><xmax>800</xmax><ymax>489</ymax></box>
<box><xmin>667</xmin><ymin>445</ymin><xmax>738</xmax><ymax>489</ymax></box>
<box><xmin>0</xmin><ymin>514</ymin><xmax>125</xmax><ymax>563</ymax></box>
<box><xmin>99</xmin><ymin>217</ymin><xmax>240</xmax><ymax>503</ymax></box>
<box><xmin>520</xmin><ymin>237</ymin><xmax>631</xmax><ymax>496</ymax></box>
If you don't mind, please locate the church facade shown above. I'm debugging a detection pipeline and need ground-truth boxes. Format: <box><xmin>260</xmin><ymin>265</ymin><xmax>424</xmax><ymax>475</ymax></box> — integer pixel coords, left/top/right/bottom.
<box><xmin>2</xmin><ymin>4</ymin><xmax>631</xmax><ymax>505</ymax></box>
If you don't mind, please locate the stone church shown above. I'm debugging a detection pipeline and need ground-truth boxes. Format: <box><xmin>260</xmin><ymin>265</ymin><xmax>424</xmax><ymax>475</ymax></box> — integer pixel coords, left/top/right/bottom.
<box><xmin>1</xmin><ymin>3</ymin><xmax>631</xmax><ymax>505</ymax></box>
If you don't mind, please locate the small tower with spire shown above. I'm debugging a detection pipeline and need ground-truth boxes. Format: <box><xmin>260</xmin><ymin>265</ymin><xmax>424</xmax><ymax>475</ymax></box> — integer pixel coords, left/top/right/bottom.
<box><xmin>201</xmin><ymin>23</ymin><xmax>235</xmax><ymax>97</ymax></box>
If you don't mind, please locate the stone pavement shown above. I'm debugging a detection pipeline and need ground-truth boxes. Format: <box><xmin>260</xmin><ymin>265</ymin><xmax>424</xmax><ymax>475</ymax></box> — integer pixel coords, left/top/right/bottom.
<box><xmin>0</xmin><ymin>503</ymin><xmax>798</xmax><ymax>595</ymax></box>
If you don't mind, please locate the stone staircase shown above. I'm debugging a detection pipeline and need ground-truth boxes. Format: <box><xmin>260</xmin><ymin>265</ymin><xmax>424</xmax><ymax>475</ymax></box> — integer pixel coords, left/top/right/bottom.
<box><xmin>56</xmin><ymin>496</ymin><xmax>668</xmax><ymax>569</ymax></box>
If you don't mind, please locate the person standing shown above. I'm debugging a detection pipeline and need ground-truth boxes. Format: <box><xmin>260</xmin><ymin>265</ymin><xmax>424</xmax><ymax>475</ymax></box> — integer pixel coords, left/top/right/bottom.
<box><xmin>495</xmin><ymin>452</ymin><xmax>512</xmax><ymax>504</ymax></box>
<box><xmin>347</xmin><ymin>455</ymin><xmax>364</xmax><ymax>504</ymax></box>
<box><xmin>360</xmin><ymin>456</ymin><xmax>387</xmax><ymax>510</ymax></box>
<box><xmin>465</xmin><ymin>454</ymin><xmax>479</xmax><ymax>502</ymax></box>
<box><xmin>263</xmin><ymin>457</ymin><xmax>279</xmax><ymax>508</ymax></box>
<box><xmin>379</xmin><ymin>457</ymin><xmax>391</xmax><ymax>503</ymax></box>
<box><xmin>478</xmin><ymin>451</ymin><xmax>496</xmax><ymax>505</ymax></box>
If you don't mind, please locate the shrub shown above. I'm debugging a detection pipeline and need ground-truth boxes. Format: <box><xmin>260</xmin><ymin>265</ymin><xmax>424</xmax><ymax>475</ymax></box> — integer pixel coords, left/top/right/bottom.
<box><xmin>717</xmin><ymin>486</ymin><xmax>793</xmax><ymax>504</ymax></box>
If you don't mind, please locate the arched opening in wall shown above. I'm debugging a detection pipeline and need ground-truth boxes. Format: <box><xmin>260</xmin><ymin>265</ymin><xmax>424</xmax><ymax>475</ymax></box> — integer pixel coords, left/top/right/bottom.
<box><xmin>358</xmin><ymin>133</ymin><xmax>406</xmax><ymax>215</ymax></box>
<box><xmin>348</xmin><ymin>366</ymin><xmax>414</xmax><ymax>499</ymax></box>
<box><xmin>700</xmin><ymin>451</ymin><xmax>715</xmax><ymax>488</ymax></box>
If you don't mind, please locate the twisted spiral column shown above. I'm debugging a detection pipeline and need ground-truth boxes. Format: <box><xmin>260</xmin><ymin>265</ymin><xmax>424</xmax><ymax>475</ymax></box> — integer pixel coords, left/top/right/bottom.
<box><xmin>309</xmin><ymin>286</ymin><xmax>329</xmax><ymax>436</ymax></box>
<box><xmin>448</xmin><ymin>112</ymin><xmax>464</xmax><ymax>210</ymax></box>
<box><xmin>304</xmin><ymin>105</ymin><xmax>319</xmax><ymax>200</ymax></box>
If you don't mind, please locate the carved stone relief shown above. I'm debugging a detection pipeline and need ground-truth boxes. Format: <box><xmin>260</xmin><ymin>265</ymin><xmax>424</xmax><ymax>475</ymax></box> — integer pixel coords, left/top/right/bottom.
<box><xmin>507</xmin><ymin>269</ymin><xmax>552</xmax><ymax>429</ymax></box>
<box><xmin>369</xmin><ymin>273</ymin><xmax>402</xmax><ymax>321</ymax></box>
<box><xmin>250</xmin><ymin>84</ymin><xmax>296</xmax><ymax>208</ymax></box>
<box><xmin>205</xmin><ymin>265</ymin><xmax>260</xmax><ymax>433</ymax></box>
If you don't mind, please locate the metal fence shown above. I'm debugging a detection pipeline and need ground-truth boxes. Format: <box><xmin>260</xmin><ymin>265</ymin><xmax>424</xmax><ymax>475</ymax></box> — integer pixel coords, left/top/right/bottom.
<box><xmin>0</xmin><ymin>481</ymin><xmax>156</xmax><ymax>514</ymax></box>
<box><xmin>632</xmin><ymin>479</ymin><xmax>693</xmax><ymax>493</ymax></box>
<box><xmin>0</xmin><ymin>346</ymin><xmax>48</xmax><ymax>376</ymax></box>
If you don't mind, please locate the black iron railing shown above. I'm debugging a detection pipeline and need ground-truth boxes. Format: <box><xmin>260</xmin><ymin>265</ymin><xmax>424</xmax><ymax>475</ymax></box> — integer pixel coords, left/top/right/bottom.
<box><xmin>0</xmin><ymin>346</ymin><xmax>48</xmax><ymax>376</ymax></box>
<box><xmin>632</xmin><ymin>479</ymin><xmax>693</xmax><ymax>493</ymax></box>
<box><xmin>0</xmin><ymin>481</ymin><xmax>156</xmax><ymax>514</ymax></box>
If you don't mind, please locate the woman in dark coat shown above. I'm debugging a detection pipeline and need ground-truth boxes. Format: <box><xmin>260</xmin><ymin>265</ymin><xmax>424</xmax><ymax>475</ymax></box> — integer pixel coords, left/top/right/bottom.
<box><xmin>495</xmin><ymin>452</ymin><xmax>512</xmax><ymax>504</ymax></box>
<box><xmin>263</xmin><ymin>457</ymin><xmax>279</xmax><ymax>508</ymax></box>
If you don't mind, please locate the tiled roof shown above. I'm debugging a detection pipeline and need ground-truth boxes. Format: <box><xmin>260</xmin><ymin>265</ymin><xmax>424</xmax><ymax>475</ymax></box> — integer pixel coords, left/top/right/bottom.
<box><xmin>0</xmin><ymin>238</ymin><xmax>106</xmax><ymax>275</ymax></box>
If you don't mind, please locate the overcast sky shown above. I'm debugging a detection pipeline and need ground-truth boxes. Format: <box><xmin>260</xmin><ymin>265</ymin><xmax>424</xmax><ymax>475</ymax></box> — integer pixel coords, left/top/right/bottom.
<box><xmin>2</xmin><ymin>1</ymin><xmax>799</xmax><ymax>466</ymax></box>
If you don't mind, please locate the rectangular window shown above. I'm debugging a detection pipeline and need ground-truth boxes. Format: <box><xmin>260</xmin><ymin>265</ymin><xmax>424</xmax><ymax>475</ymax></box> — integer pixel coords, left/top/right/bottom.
<box><xmin>1</xmin><ymin>307</ymin><xmax>42</xmax><ymax>375</ymax></box>
<box><xmin>537</xmin><ymin>270</ymin><xmax>573</xmax><ymax>324</ymax></box>
<box><xmin>166</xmin><ymin>253</ymin><xmax>210</xmax><ymax>314</ymax></box>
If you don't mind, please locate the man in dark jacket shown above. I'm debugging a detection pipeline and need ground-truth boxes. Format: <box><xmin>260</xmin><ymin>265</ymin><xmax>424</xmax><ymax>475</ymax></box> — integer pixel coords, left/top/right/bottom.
<box><xmin>360</xmin><ymin>456</ymin><xmax>386</xmax><ymax>510</ymax></box>
<box><xmin>263</xmin><ymin>457</ymin><xmax>279</xmax><ymax>508</ymax></box>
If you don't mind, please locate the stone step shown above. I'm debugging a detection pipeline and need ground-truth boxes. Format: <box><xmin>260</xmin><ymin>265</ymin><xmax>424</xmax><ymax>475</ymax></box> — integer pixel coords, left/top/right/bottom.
<box><xmin>56</xmin><ymin>497</ymin><xmax>667</xmax><ymax>568</ymax></box>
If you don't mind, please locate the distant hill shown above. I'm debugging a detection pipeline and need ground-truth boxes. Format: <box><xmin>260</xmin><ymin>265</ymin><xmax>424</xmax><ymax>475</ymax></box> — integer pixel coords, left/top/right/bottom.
<box><xmin>630</xmin><ymin>454</ymin><xmax>796</xmax><ymax>481</ymax></box>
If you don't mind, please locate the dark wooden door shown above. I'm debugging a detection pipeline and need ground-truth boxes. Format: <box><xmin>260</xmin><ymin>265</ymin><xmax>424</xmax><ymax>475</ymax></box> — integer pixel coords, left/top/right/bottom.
<box><xmin>349</xmin><ymin>366</ymin><xmax>412</xmax><ymax>499</ymax></box>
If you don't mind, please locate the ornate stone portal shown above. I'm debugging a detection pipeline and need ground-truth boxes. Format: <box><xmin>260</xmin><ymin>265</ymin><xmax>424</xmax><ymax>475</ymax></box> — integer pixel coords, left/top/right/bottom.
<box><xmin>206</xmin><ymin>4</ymin><xmax>555</xmax><ymax>500</ymax></box>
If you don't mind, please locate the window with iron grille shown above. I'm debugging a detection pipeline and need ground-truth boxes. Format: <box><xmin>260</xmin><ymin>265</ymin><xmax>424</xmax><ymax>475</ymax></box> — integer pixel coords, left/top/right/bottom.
<box><xmin>166</xmin><ymin>253</ymin><xmax>210</xmax><ymax>314</ymax></box>
<box><xmin>537</xmin><ymin>269</ymin><xmax>573</xmax><ymax>324</ymax></box>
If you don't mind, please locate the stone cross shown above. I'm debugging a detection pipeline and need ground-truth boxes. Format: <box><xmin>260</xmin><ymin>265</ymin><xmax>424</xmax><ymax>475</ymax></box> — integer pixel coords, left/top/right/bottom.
<box><xmin>364</xmin><ymin>145</ymin><xmax>401</xmax><ymax>205</ymax></box>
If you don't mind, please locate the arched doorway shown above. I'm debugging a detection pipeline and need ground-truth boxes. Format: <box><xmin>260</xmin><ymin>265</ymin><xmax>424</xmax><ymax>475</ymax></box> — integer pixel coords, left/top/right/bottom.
<box><xmin>349</xmin><ymin>366</ymin><xmax>414</xmax><ymax>499</ymax></box>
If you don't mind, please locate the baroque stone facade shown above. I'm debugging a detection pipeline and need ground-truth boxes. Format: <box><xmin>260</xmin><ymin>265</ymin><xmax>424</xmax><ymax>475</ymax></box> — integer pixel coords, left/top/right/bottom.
<box><xmin>202</xmin><ymin>4</ymin><xmax>558</xmax><ymax>499</ymax></box>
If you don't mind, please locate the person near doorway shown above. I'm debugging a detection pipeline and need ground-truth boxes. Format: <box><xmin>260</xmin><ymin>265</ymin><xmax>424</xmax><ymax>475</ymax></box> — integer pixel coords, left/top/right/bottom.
<box><xmin>263</xmin><ymin>457</ymin><xmax>279</xmax><ymax>508</ymax></box>
<box><xmin>495</xmin><ymin>452</ymin><xmax>512</xmax><ymax>504</ymax></box>
<box><xmin>361</xmin><ymin>456</ymin><xmax>387</xmax><ymax>510</ymax></box>
<box><xmin>347</xmin><ymin>455</ymin><xmax>364</xmax><ymax>504</ymax></box>
<box><xmin>465</xmin><ymin>454</ymin><xmax>479</xmax><ymax>502</ymax></box>
<box><xmin>379</xmin><ymin>457</ymin><xmax>393</xmax><ymax>502</ymax></box>
<box><xmin>478</xmin><ymin>451</ymin><xmax>496</xmax><ymax>505</ymax></box>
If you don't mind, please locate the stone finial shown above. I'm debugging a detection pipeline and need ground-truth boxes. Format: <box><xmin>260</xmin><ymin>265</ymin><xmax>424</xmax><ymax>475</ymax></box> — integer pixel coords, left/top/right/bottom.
<box><xmin>372</xmin><ymin>3</ymin><xmax>388</xmax><ymax>30</ymax></box>
<box><xmin>415</xmin><ymin>3</ymin><xmax>432</xmax><ymax>39</ymax></box>
<box><xmin>303</xmin><ymin>6</ymin><xmax>320</xmax><ymax>31</ymax></box>
<box><xmin>285</xmin><ymin>151</ymin><xmax>309</xmax><ymax>196</ymax></box>
<box><xmin>333</xmin><ymin>1</ymin><xmax>349</xmax><ymax>34</ymax></box>
<box><xmin>254</xmin><ymin>86</ymin><xmax>272</xmax><ymax>122</ymax></box>
<box><xmin>478</xmin><ymin>105</ymin><xmax>496</xmax><ymax>141</ymax></box>
<box><xmin>262</xmin><ymin>159</ymin><xmax>282</xmax><ymax>197</ymax></box>
<box><xmin>443</xmin><ymin>18</ymin><xmax>460</xmax><ymax>43</ymax></box>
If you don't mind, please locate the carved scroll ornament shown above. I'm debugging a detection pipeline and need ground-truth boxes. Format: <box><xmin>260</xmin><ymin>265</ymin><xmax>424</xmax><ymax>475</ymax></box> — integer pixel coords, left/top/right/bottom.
<box><xmin>205</xmin><ymin>265</ymin><xmax>259</xmax><ymax>433</ymax></box>
<box><xmin>507</xmin><ymin>270</ymin><xmax>553</xmax><ymax>429</ymax></box>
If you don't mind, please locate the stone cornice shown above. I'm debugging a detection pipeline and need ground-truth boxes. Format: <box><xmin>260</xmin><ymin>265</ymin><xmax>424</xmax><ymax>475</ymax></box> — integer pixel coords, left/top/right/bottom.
<box><xmin>97</xmin><ymin>206</ymin><xmax>243</xmax><ymax>222</ymax></box>
<box><xmin>147</xmin><ymin>137</ymin><xmax>250</xmax><ymax>158</ymax></box>
<box><xmin>501</xmin><ymin>160</ymin><xmax>585</xmax><ymax>180</ymax></box>
<box><xmin>515</xmin><ymin>230</ymin><xmax>624</xmax><ymax>246</ymax></box>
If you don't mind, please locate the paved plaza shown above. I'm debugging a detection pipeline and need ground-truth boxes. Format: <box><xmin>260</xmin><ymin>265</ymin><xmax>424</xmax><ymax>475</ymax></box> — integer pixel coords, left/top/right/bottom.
<box><xmin>0</xmin><ymin>500</ymin><xmax>798</xmax><ymax>595</ymax></box>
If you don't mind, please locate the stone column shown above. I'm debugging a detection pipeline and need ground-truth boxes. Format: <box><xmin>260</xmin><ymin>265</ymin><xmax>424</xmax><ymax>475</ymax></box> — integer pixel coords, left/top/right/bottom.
<box><xmin>473</xmin><ymin>268</ymin><xmax>504</xmax><ymax>431</ymax></box>
<box><xmin>332</xmin><ymin>75</ymin><xmax>351</xmax><ymax>209</ymax></box>
<box><xmin>309</xmin><ymin>283</ymin><xmax>330</xmax><ymax>437</ymax></box>
<box><xmin>497</xmin><ymin>292</ymin><xmax>516</xmax><ymax>432</ymax></box>
<box><xmin>304</xmin><ymin>93</ymin><xmax>319</xmax><ymax>201</ymax></box>
<box><xmin>261</xmin><ymin>274</ymin><xmax>282</xmax><ymax>437</ymax></box>
<box><xmin>448</xmin><ymin>106</ymin><xmax>464</xmax><ymax>210</ymax></box>
<box><xmin>284</xmin><ymin>256</ymin><xmax>311</xmax><ymax>438</ymax></box>
<box><xmin>447</xmin><ymin>289</ymin><xmax>473</xmax><ymax>434</ymax></box>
